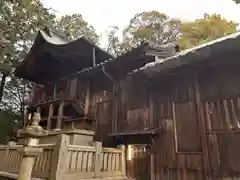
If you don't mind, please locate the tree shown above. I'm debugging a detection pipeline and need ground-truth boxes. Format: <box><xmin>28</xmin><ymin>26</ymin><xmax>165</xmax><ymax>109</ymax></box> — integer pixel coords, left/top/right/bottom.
<box><xmin>178</xmin><ymin>14</ymin><xmax>238</xmax><ymax>49</ymax></box>
<box><xmin>54</xmin><ymin>14</ymin><xmax>99</xmax><ymax>44</ymax></box>
<box><xmin>1</xmin><ymin>77</ymin><xmax>31</xmax><ymax>121</ymax></box>
<box><xmin>0</xmin><ymin>0</ymin><xmax>100</xmax><ymax>135</ymax></box>
<box><xmin>0</xmin><ymin>0</ymin><xmax>56</xmax><ymax>101</ymax></box>
<box><xmin>233</xmin><ymin>0</ymin><xmax>240</xmax><ymax>4</ymax></box>
<box><xmin>0</xmin><ymin>0</ymin><xmax>57</xmax><ymax>124</ymax></box>
<box><xmin>105</xmin><ymin>26</ymin><xmax>122</xmax><ymax>56</ymax></box>
<box><xmin>122</xmin><ymin>11</ymin><xmax>181</xmax><ymax>51</ymax></box>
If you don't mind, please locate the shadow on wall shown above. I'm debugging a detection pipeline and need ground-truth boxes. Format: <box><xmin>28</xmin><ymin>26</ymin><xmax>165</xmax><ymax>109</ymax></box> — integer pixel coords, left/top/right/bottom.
<box><xmin>0</xmin><ymin>177</ymin><xmax>14</xmax><ymax>180</ymax></box>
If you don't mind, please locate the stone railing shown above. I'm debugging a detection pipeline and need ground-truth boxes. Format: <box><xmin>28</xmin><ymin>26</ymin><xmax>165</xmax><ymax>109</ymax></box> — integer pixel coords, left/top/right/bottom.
<box><xmin>0</xmin><ymin>143</ymin><xmax>54</xmax><ymax>179</ymax></box>
<box><xmin>57</xmin><ymin>135</ymin><xmax>126</xmax><ymax>180</ymax></box>
<box><xmin>0</xmin><ymin>113</ymin><xmax>126</xmax><ymax>180</ymax></box>
<box><xmin>101</xmin><ymin>147</ymin><xmax>124</xmax><ymax>176</ymax></box>
<box><xmin>0</xmin><ymin>135</ymin><xmax>126</xmax><ymax>180</ymax></box>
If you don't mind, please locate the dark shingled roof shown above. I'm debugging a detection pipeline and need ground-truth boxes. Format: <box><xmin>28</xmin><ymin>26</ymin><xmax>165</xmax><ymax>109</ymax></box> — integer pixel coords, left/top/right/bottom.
<box><xmin>129</xmin><ymin>31</ymin><xmax>240</xmax><ymax>77</ymax></box>
<box><xmin>14</xmin><ymin>29</ymin><xmax>113</xmax><ymax>84</ymax></box>
<box><xmin>47</xmin><ymin>41</ymin><xmax>180</xmax><ymax>83</ymax></box>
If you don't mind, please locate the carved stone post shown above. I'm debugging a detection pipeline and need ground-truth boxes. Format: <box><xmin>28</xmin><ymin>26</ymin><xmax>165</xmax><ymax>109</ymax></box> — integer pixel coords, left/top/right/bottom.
<box><xmin>17</xmin><ymin>113</ymin><xmax>48</xmax><ymax>180</ymax></box>
<box><xmin>121</xmin><ymin>145</ymin><xmax>126</xmax><ymax>176</ymax></box>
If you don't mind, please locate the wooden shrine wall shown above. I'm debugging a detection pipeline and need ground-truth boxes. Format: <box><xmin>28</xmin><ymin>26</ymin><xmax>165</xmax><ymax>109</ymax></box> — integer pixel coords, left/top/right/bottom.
<box><xmin>113</xmin><ymin>56</ymin><xmax>240</xmax><ymax>179</ymax></box>
<box><xmin>88</xmin><ymin>74</ymin><xmax>114</xmax><ymax>146</ymax></box>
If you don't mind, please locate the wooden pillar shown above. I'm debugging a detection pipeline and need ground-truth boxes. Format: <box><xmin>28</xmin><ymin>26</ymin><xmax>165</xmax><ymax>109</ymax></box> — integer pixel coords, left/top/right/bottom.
<box><xmin>149</xmin><ymin>92</ymin><xmax>154</xmax><ymax>128</ymax></box>
<box><xmin>150</xmin><ymin>153</ymin><xmax>155</xmax><ymax>180</ymax></box>
<box><xmin>194</xmin><ymin>74</ymin><xmax>211</xmax><ymax>180</ymax></box>
<box><xmin>84</xmin><ymin>82</ymin><xmax>90</xmax><ymax>117</ymax></box>
<box><xmin>113</xmin><ymin>84</ymin><xmax>119</xmax><ymax>133</ymax></box>
<box><xmin>57</xmin><ymin>101</ymin><xmax>64</xmax><ymax>130</ymax></box>
<box><xmin>47</xmin><ymin>103</ymin><xmax>54</xmax><ymax>130</ymax></box>
<box><xmin>53</xmin><ymin>84</ymin><xmax>56</xmax><ymax>98</ymax></box>
<box><xmin>23</xmin><ymin>109</ymin><xmax>29</xmax><ymax>128</ymax></box>
<box><xmin>112</xmin><ymin>84</ymin><xmax>117</xmax><ymax>133</ymax></box>
<box><xmin>36</xmin><ymin>106</ymin><xmax>41</xmax><ymax>114</ymax></box>
<box><xmin>92</xmin><ymin>47</ymin><xmax>96</xmax><ymax>66</ymax></box>
<box><xmin>30</xmin><ymin>84</ymin><xmax>36</xmax><ymax>103</ymax></box>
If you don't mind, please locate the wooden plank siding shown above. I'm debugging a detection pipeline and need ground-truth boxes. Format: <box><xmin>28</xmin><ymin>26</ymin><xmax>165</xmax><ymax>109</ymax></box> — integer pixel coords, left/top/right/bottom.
<box><xmin>112</xmin><ymin>57</ymin><xmax>240</xmax><ymax>179</ymax></box>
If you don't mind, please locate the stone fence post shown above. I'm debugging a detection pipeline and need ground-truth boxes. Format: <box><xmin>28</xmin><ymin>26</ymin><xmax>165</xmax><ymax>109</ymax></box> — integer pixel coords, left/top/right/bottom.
<box><xmin>50</xmin><ymin>134</ymin><xmax>70</xmax><ymax>180</ymax></box>
<box><xmin>93</xmin><ymin>141</ymin><xmax>102</xmax><ymax>178</ymax></box>
<box><xmin>121</xmin><ymin>145</ymin><xmax>126</xmax><ymax>176</ymax></box>
<box><xmin>17</xmin><ymin>113</ymin><xmax>48</xmax><ymax>180</ymax></box>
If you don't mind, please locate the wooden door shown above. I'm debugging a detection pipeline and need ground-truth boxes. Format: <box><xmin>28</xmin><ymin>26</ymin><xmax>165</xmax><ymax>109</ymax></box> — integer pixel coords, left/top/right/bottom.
<box><xmin>203</xmin><ymin>99</ymin><xmax>240</xmax><ymax>179</ymax></box>
<box><xmin>95</xmin><ymin>100</ymin><xmax>113</xmax><ymax>146</ymax></box>
<box><xmin>126</xmin><ymin>145</ymin><xmax>151</xmax><ymax>180</ymax></box>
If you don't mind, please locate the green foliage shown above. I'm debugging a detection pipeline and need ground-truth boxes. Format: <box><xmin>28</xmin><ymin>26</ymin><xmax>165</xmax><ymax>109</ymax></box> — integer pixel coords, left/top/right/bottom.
<box><xmin>105</xmin><ymin>11</ymin><xmax>181</xmax><ymax>55</ymax></box>
<box><xmin>54</xmin><ymin>14</ymin><xmax>99</xmax><ymax>43</ymax></box>
<box><xmin>1</xmin><ymin>0</ymin><xmax>56</xmax><ymax>69</ymax></box>
<box><xmin>122</xmin><ymin>11</ymin><xmax>181</xmax><ymax>51</ymax></box>
<box><xmin>0</xmin><ymin>0</ymin><xmax>100</xmax><ymax>141</ymax></box>
<box><xmin>0</xmin><ymin>110</ymin><xmax>18</xmax><ymax>143</ymax></box>
<box><xmin>0</xmin><ymin>0</ymin><xmax>57</xmax><ymax>126</ymax></box>
<box><xmin>233</xmin><ymin>0</ymin><xmax>240</xmax><ymax>4</ymax></box>
<box><xmin>178</xmin><ymin>14</ymin><xmax>238</xmax><ymax>49</ymax></box>
<box><xmin>105</xmin><ymin>26</ymin><xmax>122</xmax><ymax>56</ymax></box>
<box><xmin>2</xmin><ymin>77</ymin><xmax>31</xmax><ymax>115</ymax></box>
<box><xmin>106</xmin><ymin>12</ymin><xmax>238</xmax><ymax>54</ymax></box>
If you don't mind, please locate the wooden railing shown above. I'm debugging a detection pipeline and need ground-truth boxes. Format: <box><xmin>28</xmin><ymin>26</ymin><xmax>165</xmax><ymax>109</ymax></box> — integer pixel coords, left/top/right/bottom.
<box><xmin>0</xmin><ymin>135</ymin><xmax>127</xmax><ymax>180</ymax></box>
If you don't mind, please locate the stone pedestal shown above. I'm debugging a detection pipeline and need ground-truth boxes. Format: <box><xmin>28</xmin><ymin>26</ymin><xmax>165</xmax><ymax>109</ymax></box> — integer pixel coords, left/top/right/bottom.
<box><xmin>39</xmin><ymin>129</ymin><xmax>94</xmax><ymax>145</ymax></box>
<box><xmin>18</xmin><ymin>129</ymin><xmax>95</xmax><ymax>146</ymax></box>
<box><xmin>18</xmin><ymin>147</ymin><xmax>43</xmax><ymax>180</ymax></box>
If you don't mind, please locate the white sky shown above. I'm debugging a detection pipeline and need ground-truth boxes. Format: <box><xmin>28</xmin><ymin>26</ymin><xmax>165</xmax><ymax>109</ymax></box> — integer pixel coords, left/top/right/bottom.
<box><xmin>42</xmin><ymin>0</ymin><xmax>240</xmax><ymax>45</ymax></box>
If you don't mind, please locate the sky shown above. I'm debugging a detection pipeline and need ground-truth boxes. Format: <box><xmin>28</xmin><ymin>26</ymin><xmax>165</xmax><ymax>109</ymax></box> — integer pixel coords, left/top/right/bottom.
<box><xmin>42</xmin><ymin>0</ymin><xmax>240</xmax><ymax>45</ymax></box>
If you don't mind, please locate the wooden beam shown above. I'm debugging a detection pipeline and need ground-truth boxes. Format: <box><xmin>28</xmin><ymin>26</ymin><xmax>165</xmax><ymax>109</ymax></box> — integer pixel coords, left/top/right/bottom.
<box><xmin>194</xmin><ymin>73</ymin><xmax>211</xmax><ymax>180</ymax></box>
<box><xmin>172</xmin><ymin>102</ymin><xmax>178</xmax><ymax>153</ymax></box>
<box><xmin>57</xmin><ymin>101</ymin><xmax>64</xmax><ymax>130</ymax></box>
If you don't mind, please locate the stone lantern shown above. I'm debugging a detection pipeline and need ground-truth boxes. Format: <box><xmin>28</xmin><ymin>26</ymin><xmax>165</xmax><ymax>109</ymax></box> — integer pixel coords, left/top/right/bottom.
<box><xmin>17</xmin><ymin>113</ymin><xmax>48</xmax><ymax>180</ymax></box>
